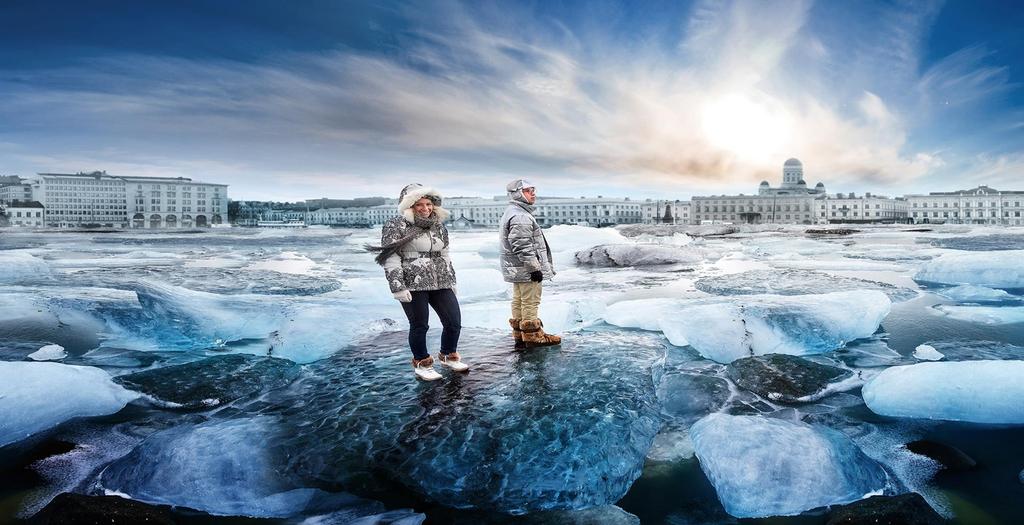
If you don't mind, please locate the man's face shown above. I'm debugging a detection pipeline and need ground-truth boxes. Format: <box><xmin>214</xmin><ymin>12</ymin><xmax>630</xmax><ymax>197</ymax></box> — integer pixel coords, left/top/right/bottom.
<box><xmin>522</xmin><ymin>186</ymin><xmax>536</xmax><ymax>204</ymax></box>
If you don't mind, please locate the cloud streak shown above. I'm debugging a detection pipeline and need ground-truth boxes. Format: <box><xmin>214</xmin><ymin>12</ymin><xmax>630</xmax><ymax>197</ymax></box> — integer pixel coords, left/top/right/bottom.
<box><xmin>0</xmin><ymin>0</ymin><xmax>1020</xmax><ymax>198</ymax></box>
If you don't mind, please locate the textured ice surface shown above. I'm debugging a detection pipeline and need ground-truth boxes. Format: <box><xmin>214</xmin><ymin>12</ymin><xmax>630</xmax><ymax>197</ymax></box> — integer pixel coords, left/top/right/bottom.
<box><xmin>913</xmin><ymin>344</ymin><xmax>944</xmax><ymax>361</ymax></box>
<box><xmin>0</xmin><ymin>250</ymin><xmax>50</xmax><ymax>283</ymax></box>
<box><xmin>101</xmin><ymin>417</ymin><xmax>323</xmax><ymax>517</ymax></box>
<box><xmin>863</xmin><ymin>360</ymin><xmax>1024</xmax><ymax>423</ymax></box>
<box><xmin>543</xmin><ymin>225</ymin><xmax>631</xmax><ymax>266</ymax></box>
<box><xmin>268</xmin><ymin>329</ymin><xmax>663</xmax><ymax>514</ymax></box>
<box><xmin>695</xmin><ymin>269</ymin><xmax>917</xmax><ymax>301</ymax></box>
<box><xmin>690</xmin><ymin>413</ymin><xmax>887</xmax><ymax>518</ymax></box>
<box><xmin>114</xmin><ymin>354</ymin><xmax>300</xmax><ymax>409</ymax></box>
<box><xmin>657</xmin><ymin>372</ymin><xmax>731</xmax><ymax>423</ymax></box>
<box><xmin>0</xmin><ymin>362</ymin><xmax>138</xmax><ymax>447</ymax></box>
<box><xmin>932</xmin><ymin>305</ymin><xmax>1024</xmax><ymax>325</ymax></box>
<box><xmin>123</xmin><ymin>280</ymin><xmax>393</xmax><ymax>362</ymax></box>
<box><xmin>936</xmin><ymin>284</ymin><xmax>1016</xmax><ymax>303</ymax></box>
<box><xmin>726</xmin><ymin>354</ymin><xmax>854</xmax><ymax>403</ymax></box>
<box><xmin>605</xmin><ymin>290</ymin><xmax>891</xmax><ymax>363</ymax></box>
<box><xmin>574</xmin><ymin>244</ymin><xmax>709</xmax><ymax>267</ymax></box>
<box><xmin>27</xmin><ymin>344</ymin><xmax>67</xmax><ymax>361</ymax></box>
<box><xmin>915</xmin><ymin>250</ymin><xmax>1024</xmax><ymax>288</ymax></box>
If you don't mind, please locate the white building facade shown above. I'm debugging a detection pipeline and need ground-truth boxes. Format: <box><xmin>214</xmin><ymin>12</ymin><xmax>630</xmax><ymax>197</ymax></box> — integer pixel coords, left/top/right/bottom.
<box><xmin>693</xmin><ymin>159</ymin><xmax>829</xmax><ymax>225</ymax></box>
<box><xmin>30</xmin><ymin>171</ymin><xmax>228</xmax><ymax>228</ymax></box>
<box><xmin>906</xmin><ymin>186</ymin><xmax>1024</xmax><ymax>226</ymax></box>
<box><xmin>642</xmin><ymin>200</ymin><xmax>692</xmax><ymax>225</ymax></box>
<box><xmin>2</xmin><ymin>202</ymin><xmax>45</xmax><ymax>227</ymax></box>
<box><xmin>825</xmin><ymin>193</ymin><xmax>909</xmax><ymax>223</ymax></box>
<box><xmin>444</xmin><ymin>196</ymin><xmax>643</xmax><ymax>228</ymax></box>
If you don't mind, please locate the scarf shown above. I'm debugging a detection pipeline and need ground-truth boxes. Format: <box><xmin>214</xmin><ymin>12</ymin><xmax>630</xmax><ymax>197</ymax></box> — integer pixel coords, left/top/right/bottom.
<box><xmin>366</xmin><ymin>214</ymin><xmax>440</xmax><ymax>266</ymax></box>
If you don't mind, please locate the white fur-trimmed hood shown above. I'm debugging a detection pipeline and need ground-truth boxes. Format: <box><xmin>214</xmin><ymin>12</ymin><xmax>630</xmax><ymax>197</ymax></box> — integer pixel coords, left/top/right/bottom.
<box><xmin>398</xmin><ymin>185</ymin><xmax>449</xmax><ymax>224</ymax></box>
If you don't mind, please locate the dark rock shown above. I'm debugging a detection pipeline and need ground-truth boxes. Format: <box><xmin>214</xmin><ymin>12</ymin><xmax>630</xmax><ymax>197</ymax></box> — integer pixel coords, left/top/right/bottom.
<box><xmin>114</xmin><ymin>354</ymin><xmax>299</xmax><ymax>410</ymax></box>
<box><xmin>906</xmin><ymin>440</ymin><xmax>977</xmax><ymax>471</ymax></box>
<box><xmin>28</xmin><ymin>492</ymin><xmax>177</xmax><ymax>525</ymax></box>
<box><xmin>726</xmin><ymin>354</ymin><xmax>852</xmax><ymax>404</ymax></box>
<box><xmin>575</xmin><ymin>244</ymin><xmax>706</xmax><ymax>267</ymax></box>
<box><xmin>805</xmin><ymin>228</ymin><xmax>860</xmax><ymax>235</ymax></box>
<box><xmin>825</xmin><ymin>493</ymin><xmax>946</xmax><ymax>525</ymax></box>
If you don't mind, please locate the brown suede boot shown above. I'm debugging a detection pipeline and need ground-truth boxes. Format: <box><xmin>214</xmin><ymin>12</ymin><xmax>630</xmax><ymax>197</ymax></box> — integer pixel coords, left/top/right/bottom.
<box><xmin>519</xmin><ymin>319</ymin><xmax>561</xmax><ymax>348</ymax></box>
<box><xmin>509</xmin><ymin>318</ymin><xmax>526</xmax><ymax>349</ymax></box>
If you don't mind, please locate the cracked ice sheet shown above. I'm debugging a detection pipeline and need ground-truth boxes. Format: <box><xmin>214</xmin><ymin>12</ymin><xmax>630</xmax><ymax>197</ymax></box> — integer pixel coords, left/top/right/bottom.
<box><xmin>915</xmin><ymin>249</ymin><xmax>1024</xmax><ymax>288</ymax></box>
<box><xmin>604</xmin><ymin>290</ymin><xmax>891</xmax><ymax>363</ymax></box>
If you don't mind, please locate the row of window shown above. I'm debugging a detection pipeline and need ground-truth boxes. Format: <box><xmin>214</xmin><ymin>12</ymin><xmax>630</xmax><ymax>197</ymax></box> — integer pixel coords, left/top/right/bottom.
<box><xmin>917</xmin><ymin>201</ymin><xmax>1022</xmax><ymax>208</ymax></box>
<box><xmin>913</xmin><ymin>211</ymin><xmax>1022</xmax><ymax>218</ymax></box>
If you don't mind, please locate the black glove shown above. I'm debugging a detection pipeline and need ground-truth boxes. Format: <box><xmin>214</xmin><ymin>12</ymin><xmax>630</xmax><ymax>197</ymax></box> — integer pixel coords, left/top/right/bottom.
<box><xmin>530</xmin><ymin>270</ymin><xmax>543</xmax><ymax>283</ymax></box>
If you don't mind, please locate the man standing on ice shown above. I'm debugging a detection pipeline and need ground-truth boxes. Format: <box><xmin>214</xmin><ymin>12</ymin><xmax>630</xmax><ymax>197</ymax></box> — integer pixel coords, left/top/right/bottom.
<box><xmin>500</xmin><ymin>179</ymin><xmax>561</xmax><ymax>349</ymax></box>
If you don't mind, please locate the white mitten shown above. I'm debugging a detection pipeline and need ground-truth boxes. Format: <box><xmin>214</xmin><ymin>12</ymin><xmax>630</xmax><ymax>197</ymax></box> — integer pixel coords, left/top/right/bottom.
<box><xmin>393</xmin><ymin>290</ymin><xmax>412</xmax><ymax>303</ymax></box>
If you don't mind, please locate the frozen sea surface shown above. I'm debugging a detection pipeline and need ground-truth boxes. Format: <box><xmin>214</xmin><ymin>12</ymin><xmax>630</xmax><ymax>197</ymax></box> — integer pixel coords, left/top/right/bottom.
<box><xmin>2</xmin><ymin>225</ymin><xmax>1024</xmax><ymax>524</ymax></box>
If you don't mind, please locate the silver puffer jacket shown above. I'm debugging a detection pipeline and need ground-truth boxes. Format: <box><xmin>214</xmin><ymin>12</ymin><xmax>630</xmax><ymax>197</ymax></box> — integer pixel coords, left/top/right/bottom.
<box><xmin>381</xmin><ymin>186</ymin><xmax>457</xmax><ymax>293</ymax></box>
<box><xmin>499</xmin><ymin>196</ymin><xmax>554</xmax><ymax>283</ymax></box>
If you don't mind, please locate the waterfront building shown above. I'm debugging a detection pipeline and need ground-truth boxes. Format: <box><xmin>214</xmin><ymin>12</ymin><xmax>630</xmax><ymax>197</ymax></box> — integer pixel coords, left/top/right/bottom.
<box><xmin>825</xmin><ymin>192</ymin><xmax>909</xmax><ymax>223</ymax></box>
<box><xmin>692</xmin><ymin>158</ymin><xmax>828</xmax><ymax>225</ymax></box>
<box><xmin>445</xmin><ymin>196</ymin><xmax>643</xmax><ymax>228</ymax></box>
<box><xmin>2</xmin><ymin>201</ymin><xmax>45</xmax><ymax>227</ymax></box>
<box><xmin>906</xmin><ymin>186</ymin><xmax>1024</xmax><ymax>226</ymax></box>
<box><xmin>1</xmin><ymin>177</ymin><xmax>34</xmax><ymax>204</ymax></box>
<box><xmin>28</xmin><ymin>171</ymin><xmax>228</xmax><ymax>228</ymax></box>
<box><xmin>641</xmin><ymin>200</ymin><xmax>692</xmax><ymax>225</ymax></box>
<box><xmin>308</xmin><ymin>207</ymin><xmax>372</xmax><ymax>227</ymax></box>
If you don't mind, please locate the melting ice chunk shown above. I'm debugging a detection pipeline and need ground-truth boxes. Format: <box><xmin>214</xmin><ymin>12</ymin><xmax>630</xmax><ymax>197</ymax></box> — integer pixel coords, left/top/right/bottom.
<box><xmin>690</xmin><ymin>413</ymin><xmax>887</xmax><ymax>518</ymax></box>
<box><xmin>0</xmin><ymin>362</ymin><xmax>138</xmax><ymax>447</ymax></box>
<box><xmin>912</xmin><ymin>344</ymin><xmax>944</xmax><ymax>361</ymax></box>
<box><xmin>27</xmin><ymin>344</ymin><xmax>67</xmax><ymax>361</ymax></box>
<box><xmin>862</xmin><ymin>360</ymin><xmax>1024</xmax><ymax>424</ymax></box>
<box><xmin>605</xmin><ymin>290</ymin><xmax>891</xmax><ymax>363</ymax></box>
<box><xmin>915</xmin><ymin>250</ymin><xmax>1024</xmax><ymax>288</ymax></box>
<box><xmin>100</xmin><ymin>417</ymin><xmax>322</xmax><ymax>517</ymax></box>
<box><xmin>932</xmin><ymin>305</ymin><xmax>1024</xmax><ymax>325</ymax></box>
<box><xmin>936</xmin><ymin>284</ymin><xmax>1015</xmax><ymax>303</ymax></box>
<box><xmin>574</xmin><ymin>244</ymin><xmax>709</xmax><ymax>267</ymax></box>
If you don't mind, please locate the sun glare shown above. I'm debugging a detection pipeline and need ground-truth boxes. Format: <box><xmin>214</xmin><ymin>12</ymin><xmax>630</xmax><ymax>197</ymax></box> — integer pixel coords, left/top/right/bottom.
<box><xmin>701</xmin><ymin>93</ymin><xmax>791</xmax><ymax>163</ymax></box>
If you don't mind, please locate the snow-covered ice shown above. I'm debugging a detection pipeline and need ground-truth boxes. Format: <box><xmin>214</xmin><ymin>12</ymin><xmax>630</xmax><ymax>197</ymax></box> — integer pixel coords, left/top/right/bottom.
<box><xmin>933</xmin><ymin>305</ymin><xmax>1024</xmax><ymax>325</ymax></box>
<box><xmin>27</xmin><ymin>344</ymin><xmax>67</xmax><ymax>361</ymax></box>
<box><xmin>0</xmin><ymin>362</ymin><xmax>138</xmax><ymax>447</ymax></box>
<box><xmin>863</xmin><ymin>360</ymin><xmax>1024</xmax><ymax>424</ymax></box>
<box><xmin>936</xmin><ymin>284</ymin><xmax>1016</xmax><ymax>303</ymax></box>
<box><xmin>915</xmin><ymin>250</ymin><xmax>1024</xmax><ymax>288</ymax></box>
<box><xmin>690</xmin><ymin>413</ymin><xmax>887</xmax><ymax>518</ymax></box>
<box><xmin>913</xmin><ymin>344</ymin><xmax>944</xmax><ymax>361</ymax></box>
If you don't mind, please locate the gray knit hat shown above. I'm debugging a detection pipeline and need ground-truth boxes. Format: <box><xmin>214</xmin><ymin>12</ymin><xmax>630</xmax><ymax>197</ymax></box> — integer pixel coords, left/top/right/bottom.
<box><xmin>506</xmin><ymin>179</ymin><xmax>535</xmax><ymax>194</ymax></box>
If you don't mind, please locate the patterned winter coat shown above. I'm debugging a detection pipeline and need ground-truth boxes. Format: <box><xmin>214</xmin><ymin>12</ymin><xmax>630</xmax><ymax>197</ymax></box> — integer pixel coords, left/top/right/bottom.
<box><xmin>499</xmin><ymin>199</ymin><xmax>555</xmax><ymax>283</ymax></box>
<box><xmin>381</xmin><ymin>188</ymin><xmax>457</xmax><ymax>293</ymax></box>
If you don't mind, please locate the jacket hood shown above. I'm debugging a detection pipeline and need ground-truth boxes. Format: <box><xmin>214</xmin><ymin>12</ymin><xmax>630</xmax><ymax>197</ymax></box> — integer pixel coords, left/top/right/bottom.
<box><xmin>506</xmin><ymin>178</ymin><xmax>535</xmax><ymax>206</ymax></box>
<box><xmin>397</xmin><ymin>184</ymin><xmax>449</xmax><ymax>224</ymax></box>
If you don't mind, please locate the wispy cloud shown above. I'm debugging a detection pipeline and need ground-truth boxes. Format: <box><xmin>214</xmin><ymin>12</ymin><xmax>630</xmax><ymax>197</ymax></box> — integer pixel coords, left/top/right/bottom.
<box><xmin>0</xmin><ymin>0</ymin><xmax>1018</xmax><ymax>198</ymax></box>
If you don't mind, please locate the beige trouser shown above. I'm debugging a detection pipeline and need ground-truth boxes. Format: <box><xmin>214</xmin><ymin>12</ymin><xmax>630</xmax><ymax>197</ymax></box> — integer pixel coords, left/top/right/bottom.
<box><xmin>511</xmin><ymin>281</ymin><xmax>543</xmax><ymax>320</ymax></box>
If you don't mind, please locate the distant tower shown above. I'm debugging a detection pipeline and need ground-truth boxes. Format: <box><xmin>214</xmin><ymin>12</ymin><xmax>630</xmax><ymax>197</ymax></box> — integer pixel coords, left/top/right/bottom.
<box><xmin>759</xmin><ymin>180</ymin><xmax>770</xmax><ymax>196</ymax></box>
<box><xmin>782</xmin><ymin>158</ymin><xmax>803</xmax><ymax>187</ymax></box>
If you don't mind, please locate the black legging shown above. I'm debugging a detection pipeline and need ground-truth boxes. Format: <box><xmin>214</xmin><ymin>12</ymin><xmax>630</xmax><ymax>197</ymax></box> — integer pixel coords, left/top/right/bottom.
<box><xmin>400</xmin><ymin>288</ymin><xmax>462</xmax><ymax>360</ymax></box>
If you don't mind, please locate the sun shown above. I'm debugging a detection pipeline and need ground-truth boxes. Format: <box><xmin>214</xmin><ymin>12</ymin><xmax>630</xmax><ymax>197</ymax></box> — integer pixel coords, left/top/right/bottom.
<box><xmin>700</xmin><ymin>93</ymin><xmax>792</xmax><ymax>162</ymax></box>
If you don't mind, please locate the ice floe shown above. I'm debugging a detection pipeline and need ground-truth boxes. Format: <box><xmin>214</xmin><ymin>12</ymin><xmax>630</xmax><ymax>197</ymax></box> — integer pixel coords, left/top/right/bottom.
<box><xmin>915</xmin><ymin>250</ymin><xmax>1024</xmax><ymax>288</ymax></box>
<box><xmin>0</xmin><ymin>362</ymin><xmax>138</xmax><ymax>447</ymax></box>
<box><xmin>690</xmin><ymin>413</ymin><xmax>887</xmax><ymax>518</ymax></box>
<box><xmin>862</xmin><ymin>360</ymin><xmax>1024</xmax><ymax>424</ymax></box>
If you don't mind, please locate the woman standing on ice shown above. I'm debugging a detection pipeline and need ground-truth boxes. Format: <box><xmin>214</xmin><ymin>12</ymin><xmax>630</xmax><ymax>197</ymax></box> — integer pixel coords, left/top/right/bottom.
<box><xmin>367</xmin><ymin>183</ymin><xmax>467</xmax><ymax>381</ymax></box>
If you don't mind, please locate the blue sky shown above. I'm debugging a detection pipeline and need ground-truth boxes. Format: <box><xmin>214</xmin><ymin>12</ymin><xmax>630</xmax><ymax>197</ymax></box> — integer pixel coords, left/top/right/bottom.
<box><xmin>1</xmin><ymin>0</ymin><xmax>1022</xmax><ymax>201</ymax></box>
